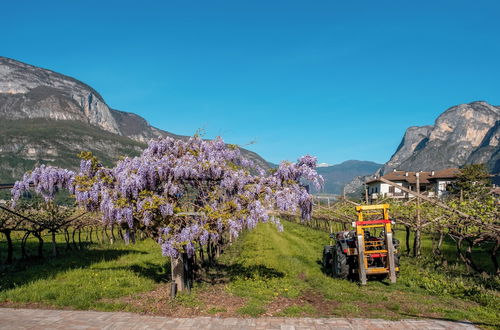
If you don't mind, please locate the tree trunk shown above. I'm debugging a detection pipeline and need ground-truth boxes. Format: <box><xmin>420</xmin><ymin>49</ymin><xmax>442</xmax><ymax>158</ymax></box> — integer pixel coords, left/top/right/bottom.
<box><xmin>95</xmin><ymin>226</ymin><xmax>101</xmax><ymax>244</ymax></box>
<box><xmin>436</xmin><ymin>231</ymin><xmax>444</xmax><ymax>255</ymax></box>
<box><xmin>171</xmin><ymin>255</ymin><xmax>186</xmax><ymax>293</ymax></box>
<box><xmin>455</xmin><ymin>237</ymin><xmax>478</xmax><ymax>272</ymax></box>
<box><xmin>104</xmin><ymin>227</ymin><xmax>110</xmax><ymax>244</ymax></box>
<box><xmin>51</xmin><ymin>231</ymin><xmax>58</xmax><ymax>257</ymax></box>
<box><xmin>207</xmin><ymin>239</ymin><xmax>213</xmax><ymax>264</ymax></box>
<box><xmin>413</xmin><ymin>229</ymin><xmax>421</xmax><ymax>258</ymax></box>
<box><xmin>3</xmin><ymin>230</ymin><xmax>13</xmax><ymax>264</ymax></box>
<box><xmin>434</xmin><ymin>231</ymin><xmax>447</xmax><ymax>267</ymax></box>
<box><xmin>21</xmin><ymin>232</ymin><xmax>30</xmax><ymax>259</ymax></box>
<box><xmin>405</xmin><ymin>226</ymin><xmax>411</xmax><ymax>255</ymax></box>
<box><xmin>64</xmin><ymin>228</ymin><xmax>72</xmax><ymax>251</ymax></box>
<box><xmin>465</xmin><ymin>240</ymin><xmax>482</xmax><ymax>273</ymax></box>
<box><xmin>491</xmin><ymin>240</ymin><xmax>499</xmax><ymax>275</ymax></box>
<box><xmin>110</xmin><ymin>224</ymin><xmax>116</xmax><ymax>244</ymax></box>
<box><xmin>33</xmin><ymin>231</ymin><xmax>44</xmax><ymax>258</ymax></box>
<box><xmin>216</xmin><ymin>245</ymin><xmax>221</xmax><ymax>258</ymax></box>
<box><xmin>198</xmin><ymin>240</ymin><xmax>204</xmax><ymax>263</ymax></box>
<box><xmin>413</xmin><ymin>173</ymin><xmax>421</xmax><ymax>257</ymax></box>
<box><xmin>78</xmin><ymin>229</ymin><xmax>82</xmax><ymax>249</ymax></box>
<box><xmin>72</xmin><ymin>228</ymin><xmax>78</xmax><ymax>250</ymax></box>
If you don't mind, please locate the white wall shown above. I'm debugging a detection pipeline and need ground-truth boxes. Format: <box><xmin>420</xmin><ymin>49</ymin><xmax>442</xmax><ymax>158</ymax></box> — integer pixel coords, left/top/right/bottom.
<box><xmin>436</xmin><ymin>179</ymin><xmax>452</xmax><ymax>197</ymax></box>
<box><xmin>367</xmin><ymin>181</ymin><xmax>405</xmax><ymax>197</ymax></box>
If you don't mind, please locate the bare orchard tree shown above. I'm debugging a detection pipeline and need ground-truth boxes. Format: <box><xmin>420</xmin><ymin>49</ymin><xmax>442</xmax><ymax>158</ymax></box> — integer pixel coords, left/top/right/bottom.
<box><xmin>0</xmin><ymin>202</ymin><xmax>23</xmax><ymax>264</ymax></box>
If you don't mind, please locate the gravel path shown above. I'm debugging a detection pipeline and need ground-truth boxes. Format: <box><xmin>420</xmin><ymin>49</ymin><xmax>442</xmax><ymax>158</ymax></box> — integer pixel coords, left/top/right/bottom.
<box><xmin>0</xmin><ymin>308</ymin><xmax>478</xmax><ymax>329</ymax></box>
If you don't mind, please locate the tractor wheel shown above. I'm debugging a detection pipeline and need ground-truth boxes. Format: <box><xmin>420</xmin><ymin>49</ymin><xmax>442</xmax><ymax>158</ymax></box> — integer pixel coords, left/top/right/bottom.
<box><xmin>333</xmin><ymin>245</ymin><xmax>349</xmax><ymax>279</ymax></box>
<box><xmin>323</xmin><ymin>246</ymin><xmax>334</xmax><ymax>275</ymax></box>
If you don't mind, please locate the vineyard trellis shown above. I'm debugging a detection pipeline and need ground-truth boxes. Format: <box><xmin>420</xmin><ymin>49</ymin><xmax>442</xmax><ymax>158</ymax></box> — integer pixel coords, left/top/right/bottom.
<box><xmin>1</xmin><ymin>135</ymin><xmax>323</xmax><ymax>295</ymax></box>
<box><xmin>2</xmin><ymin>156</ymin><xmax>498</xmax><ymax>295</ymax></box>
<box><xmin>0</xmin><ymin>201</ymin><xmax>102</xmax><ymax>261</ymax></box>
<box><xmin>283</xmin><ymin>171</ymin><xmax>499</xmax><ymax>276</ymax></box>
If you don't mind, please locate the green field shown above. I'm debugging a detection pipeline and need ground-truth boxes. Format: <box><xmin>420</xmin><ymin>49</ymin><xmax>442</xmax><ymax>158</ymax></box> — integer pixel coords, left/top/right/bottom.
<box><xmin>0</xmin><ymin>220</ymin><xmax>498</xmax><ymax>328</ymax></box>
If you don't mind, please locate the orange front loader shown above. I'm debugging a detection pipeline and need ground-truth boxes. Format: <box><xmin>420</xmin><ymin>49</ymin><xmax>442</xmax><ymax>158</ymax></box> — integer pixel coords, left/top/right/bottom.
<box><xmin>323</xmin><ymin>204</ymin><xmax>400</xmax><ymax>284</ymax></box>
<box><xmin>354</xmin><ymin>204</ymin><xmax>398</xmax><ymax>285</ymax></box>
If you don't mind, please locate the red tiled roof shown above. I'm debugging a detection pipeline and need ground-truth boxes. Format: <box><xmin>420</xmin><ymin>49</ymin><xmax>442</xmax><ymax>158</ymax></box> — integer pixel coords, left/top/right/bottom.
<box><xmin>366</xmin><ymin>168</ymin><xmax>460</xmax><ymax>185</ymax></box>
<box><xmin>429</xmin><ymin>168</ymin><xmax>461</xmax><ymax>179</ymax></box>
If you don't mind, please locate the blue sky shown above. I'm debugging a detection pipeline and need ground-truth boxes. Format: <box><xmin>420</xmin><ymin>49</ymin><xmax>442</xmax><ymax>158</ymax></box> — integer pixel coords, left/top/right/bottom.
<box><xmin>2</xmin><ymin>1</ymin><xmax>500</xmax><ymax>165</ymax></box>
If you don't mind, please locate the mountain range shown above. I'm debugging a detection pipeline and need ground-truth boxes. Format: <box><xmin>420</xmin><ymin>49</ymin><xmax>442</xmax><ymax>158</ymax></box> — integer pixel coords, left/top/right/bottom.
<box><xmin>313</xmin><ymin>160</ymin><xmax>382</xmax><ymax>195</ymax></box>
<box><xmin>0</xmin><ymin>56</ymin><xmax>268</xmax><ymax>181</ymax></box>
<box><xmin>1</xmin><ymin>57</ymin><xmax>498</xmax><ymax>194</ymax></box>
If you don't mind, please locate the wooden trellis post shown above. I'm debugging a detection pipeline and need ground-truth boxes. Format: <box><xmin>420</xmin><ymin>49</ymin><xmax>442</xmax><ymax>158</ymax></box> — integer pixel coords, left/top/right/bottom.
<box><xmin>414</xmin><ymin>173</ymin><xmax>421</xmax><ymax>257</ymax></box>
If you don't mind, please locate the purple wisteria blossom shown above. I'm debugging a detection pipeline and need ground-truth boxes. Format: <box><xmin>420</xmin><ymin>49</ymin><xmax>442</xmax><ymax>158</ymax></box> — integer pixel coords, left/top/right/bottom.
<box><xmin>11</xmin><ymin>135</ymin><xmax>322</xmax><ymax>260</ymax></box>
<box><xmin>11</xmin><ymin>165</ymin><xmax>75</xmax><ymax>206</ymax></box>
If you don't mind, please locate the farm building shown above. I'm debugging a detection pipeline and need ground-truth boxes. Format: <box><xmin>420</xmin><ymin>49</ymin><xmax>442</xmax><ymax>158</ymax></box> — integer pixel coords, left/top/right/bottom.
<box><xmin>365</xmin><ymin>168</ymin><xmax>460</xmax><ymax>202</ymax></box>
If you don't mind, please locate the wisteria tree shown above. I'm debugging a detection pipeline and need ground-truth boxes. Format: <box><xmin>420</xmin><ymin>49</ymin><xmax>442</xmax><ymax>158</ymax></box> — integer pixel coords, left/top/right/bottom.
<box><xmin>12</xmin><ymin>136</ymin><xmax>322</xmax><ymax>292</ymax></box>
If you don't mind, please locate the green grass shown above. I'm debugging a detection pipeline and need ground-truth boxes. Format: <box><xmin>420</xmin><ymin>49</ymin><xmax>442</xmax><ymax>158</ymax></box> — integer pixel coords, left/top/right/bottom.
<box><xmin>278</xmin><ymin>304</ymin><xmax>316</xmax><ymax>317</ymax></box>
<box><xmin>216</xmin><ymin>221</ymin><xmax>499</xmax><ymax>327</ymax></box>
<box><xmin>0</xmin><ymin>220</ymin><xmax>498</xmax><ymax>328</ymax></box>
<box><xmin>0</xmin><ymin>238</ymin><xmax>168</xmax><ymax>310</ymax></box>
<box><xmin>391</xmin><ymin>224</ymin><xmax>496</xmax><ymax>274</ymax></box>
<box><xmin>207</xmin><ymin>307</ymin><xmax>227</xmax><ymax>314</ymax></box>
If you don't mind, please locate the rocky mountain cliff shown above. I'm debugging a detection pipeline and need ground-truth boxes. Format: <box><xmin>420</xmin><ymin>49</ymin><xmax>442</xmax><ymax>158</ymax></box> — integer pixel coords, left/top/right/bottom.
<box><xmin>345</xmin><ymin>101</ymin><xmax>500</xmax><ymax>196</ymax></box>
<box><xmin>0</xmin><ymin>57</ymin><xmax>268</xmax><ymax>181</ymax></box>
<box><xmin>0</xmin><ymin>56</ymin><xmax>196</xmax><ymax>142</ymax></box>
<box><xmin>0</xmin><ymin>57</ymin><xmax>121</xmax><ymax>134</ymax></box>
<box><xmin>381</xmin><ymin>101</ymin><xmax>499</xmax><ymax>174</ymax></box>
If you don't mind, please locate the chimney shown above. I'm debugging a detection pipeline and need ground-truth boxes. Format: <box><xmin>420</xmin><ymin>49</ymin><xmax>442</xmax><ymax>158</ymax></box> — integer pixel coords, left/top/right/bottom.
<box><xmin>431</xmin><ymin>171</ymin><xmax>435</xmax><ymax>176</ymax></box>
<box><xmin>405</xmin><ymin>172</ymin><xmax>408</xmax><ymax>177</ymax></box>
<box><xmin>393</xmin><ymin>169</ymin><xmax>397</xmax><ymax>172</ymax></box>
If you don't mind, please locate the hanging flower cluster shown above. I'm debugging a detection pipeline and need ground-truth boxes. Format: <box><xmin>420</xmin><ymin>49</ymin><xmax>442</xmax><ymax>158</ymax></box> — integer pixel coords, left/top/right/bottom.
<box><xmin>11</xmin><ymin>165</ymin><xmax>74</xmax><ymax>206</ymax></box>
<box><xmin>12</xmin><ymin>136</ymin><xmax>322</xmax><ymax>259</ymax></box>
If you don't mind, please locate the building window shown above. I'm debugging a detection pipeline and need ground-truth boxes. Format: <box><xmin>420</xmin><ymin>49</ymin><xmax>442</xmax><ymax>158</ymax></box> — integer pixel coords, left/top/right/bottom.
<box><xmin>389</xmin><ymin>186</ymin><xmax>395</xmax><ymax>193</ymax></box>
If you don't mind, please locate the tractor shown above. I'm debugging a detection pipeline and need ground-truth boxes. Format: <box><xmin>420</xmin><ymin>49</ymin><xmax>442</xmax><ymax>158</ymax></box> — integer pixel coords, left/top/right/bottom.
<box><xmin>322</xmin><ymin>204</ymin><xmax>400</xmax><ymax>284</ymax></box>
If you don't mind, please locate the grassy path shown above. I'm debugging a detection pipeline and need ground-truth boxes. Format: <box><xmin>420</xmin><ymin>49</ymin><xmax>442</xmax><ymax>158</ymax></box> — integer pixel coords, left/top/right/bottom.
<box><xmin>0</xmin><ymin>220</ymin><xmax>498</xmax><ymax>328</ymax></box>
<box><xmin>217</xmin><ymin>221</ymin><xmax>499</xmax><ymax>327</ymax></box>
